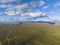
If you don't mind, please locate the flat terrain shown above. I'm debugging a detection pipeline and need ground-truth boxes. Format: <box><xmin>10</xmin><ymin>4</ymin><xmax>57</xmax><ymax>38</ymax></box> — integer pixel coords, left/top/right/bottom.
<box><xmin>0</xmin><ymin>23</ymin><xmax>60</xmax><ymax>45</ymax></box>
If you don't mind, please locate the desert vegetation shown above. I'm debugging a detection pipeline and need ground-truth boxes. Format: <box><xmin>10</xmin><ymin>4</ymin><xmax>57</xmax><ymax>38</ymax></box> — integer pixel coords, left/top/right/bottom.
<box><xmin>0</xmin><ymin>23</ymin><xmax>60</xmax><ymax>45</ymax></box>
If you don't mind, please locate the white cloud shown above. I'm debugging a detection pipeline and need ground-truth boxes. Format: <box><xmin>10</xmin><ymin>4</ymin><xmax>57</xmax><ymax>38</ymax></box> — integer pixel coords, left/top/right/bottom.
<box><xmin>15</xmin><ymin>3</ymin><xmax>29</xmax><ymax>10</ymax></box>
<box><xmin>0</xmin><ymin>4</ymin><xmax>13</xmax><ymax>8</ymax></box>
<box><xmin>29</xmin><ymin>0</ymin><xmax>45</xmax><ymax>8</ymax></box>
<box><xmin>0</xmin><ymin>3</ymin><xmax>28</xmax><ymax>9</ymax></box>
<box><xmin>48</xmin><ymin>16</ymin><xmax>56</xmax><ymax>20</ymax></box>
<box><xmin>39</xmin><ymin>0</ymin><xmax>45</xmax><ymax>7</ymax></box>
<box><xmin>21</xmin><ymin>11</ymin><xmax>46</xmax><ymax>18</ymax></box>
<box><xmin>42</xmin><ymin>13</ymin><xmax>47</xmax><ymax>16</ymax></box>
<box><xmin>30</xmin><ymin>1</ymin><xmax>37</xmax><ymax>7</ymax></box>
<box><xmin>48</xmin><ymin>16</ymin><xmax>60</xmax><ymax>21</ymax></box>
<box><xmin>28</xmin><ymin>12</ymin><xmax>42</xmax><ymax>17</ymax></box>
<box><xmin>20</xmin><ymin>17</ymin><xmax>26</xmax><ymax>21</ymax></box>
<box><xmin>0</xmin><ymin>3</ymin><xmax>29</xmax><ymax>16</ymax></box>
<box><xmin>43</xmin><ymin>5</ymin><xmax>49</xmax><ymax>9</ymax></box>
<box><xmin>4</xmin><ymin>3</ymin><xmax>29</xmax><ymax>11</ymax></box>
<box><xmin>5</xmin><ymin>10</ymin><xmax>15</xmax><ymax>16</ymax></box>
<box><xmin>54</xmin><ymin>2</ymin><xmax>60</xmax><ymax>7</ymax></box>
<box><xmin>15</xmin><ymin>10</ymin><xmax>22</xmax><ymax>15</ymax></box>
<box><xmin>0</xmin><ymin>0</ymin><xmax>19</xmax><ymax>3</ymax></box>
<box><xmin>0</xmin><ymin>1</ymin><xmax>47</xmax><ymax>20</ymax></box>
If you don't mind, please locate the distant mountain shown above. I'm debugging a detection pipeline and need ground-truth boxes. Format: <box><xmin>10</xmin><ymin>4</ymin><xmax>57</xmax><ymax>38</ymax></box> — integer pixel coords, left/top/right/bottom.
<box><xmin>30</xmin><ymin>21</ymin><xmax>56</xmax><ymax>24</ymax></box>
<box><xmin>0</xmin><ymin>21</ymin><xmax>56</xmax><ymax>25</ymax></box>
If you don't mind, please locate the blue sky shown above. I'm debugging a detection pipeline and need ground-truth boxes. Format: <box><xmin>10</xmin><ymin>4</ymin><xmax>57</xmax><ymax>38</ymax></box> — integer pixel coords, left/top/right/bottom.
<box><xmin>0</xmin><ymin>0</ymin><xmax>60</xmax><ymax>22</ymax></box>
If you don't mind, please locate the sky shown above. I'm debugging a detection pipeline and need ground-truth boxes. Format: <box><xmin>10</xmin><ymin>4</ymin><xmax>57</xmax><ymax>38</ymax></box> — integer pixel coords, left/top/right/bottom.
<box><xmin>0</xmin><ymin>0</ymin><xmax>60</xmax><ymax>22</ymax></box>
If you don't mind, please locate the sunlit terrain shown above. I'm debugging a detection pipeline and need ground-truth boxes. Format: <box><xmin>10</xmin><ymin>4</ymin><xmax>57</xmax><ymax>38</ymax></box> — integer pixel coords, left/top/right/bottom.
<box><xmin>0</xmin><ymin>0</ymin><xmax>60</xmax><ymax>45</ymax></box>
<box><xmin>0</xmin><ymin>23</ymin><xmax>60</xmax><ymax>45</ymax></box>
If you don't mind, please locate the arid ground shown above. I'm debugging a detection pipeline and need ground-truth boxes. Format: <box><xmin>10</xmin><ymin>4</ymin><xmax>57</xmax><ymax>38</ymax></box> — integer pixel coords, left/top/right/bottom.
<box><xmin>0</xmin><ymin>23</ymin><xmax>60</xmax><ymax>45</ymax></box>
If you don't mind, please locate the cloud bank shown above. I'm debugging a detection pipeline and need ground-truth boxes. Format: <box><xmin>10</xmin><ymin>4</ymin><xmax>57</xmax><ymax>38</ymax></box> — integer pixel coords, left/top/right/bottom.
<box><xmin>0</xmin><ymin>0</ymin><xmax>60</xmax><ymax>22</ymax></box>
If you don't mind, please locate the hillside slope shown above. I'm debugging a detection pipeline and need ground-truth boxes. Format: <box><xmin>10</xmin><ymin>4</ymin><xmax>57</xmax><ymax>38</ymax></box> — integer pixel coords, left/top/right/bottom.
<box><xmin>0</xmin><ymin>23</ymin><xmax>60</xmax><ymax>45</ymax></box>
